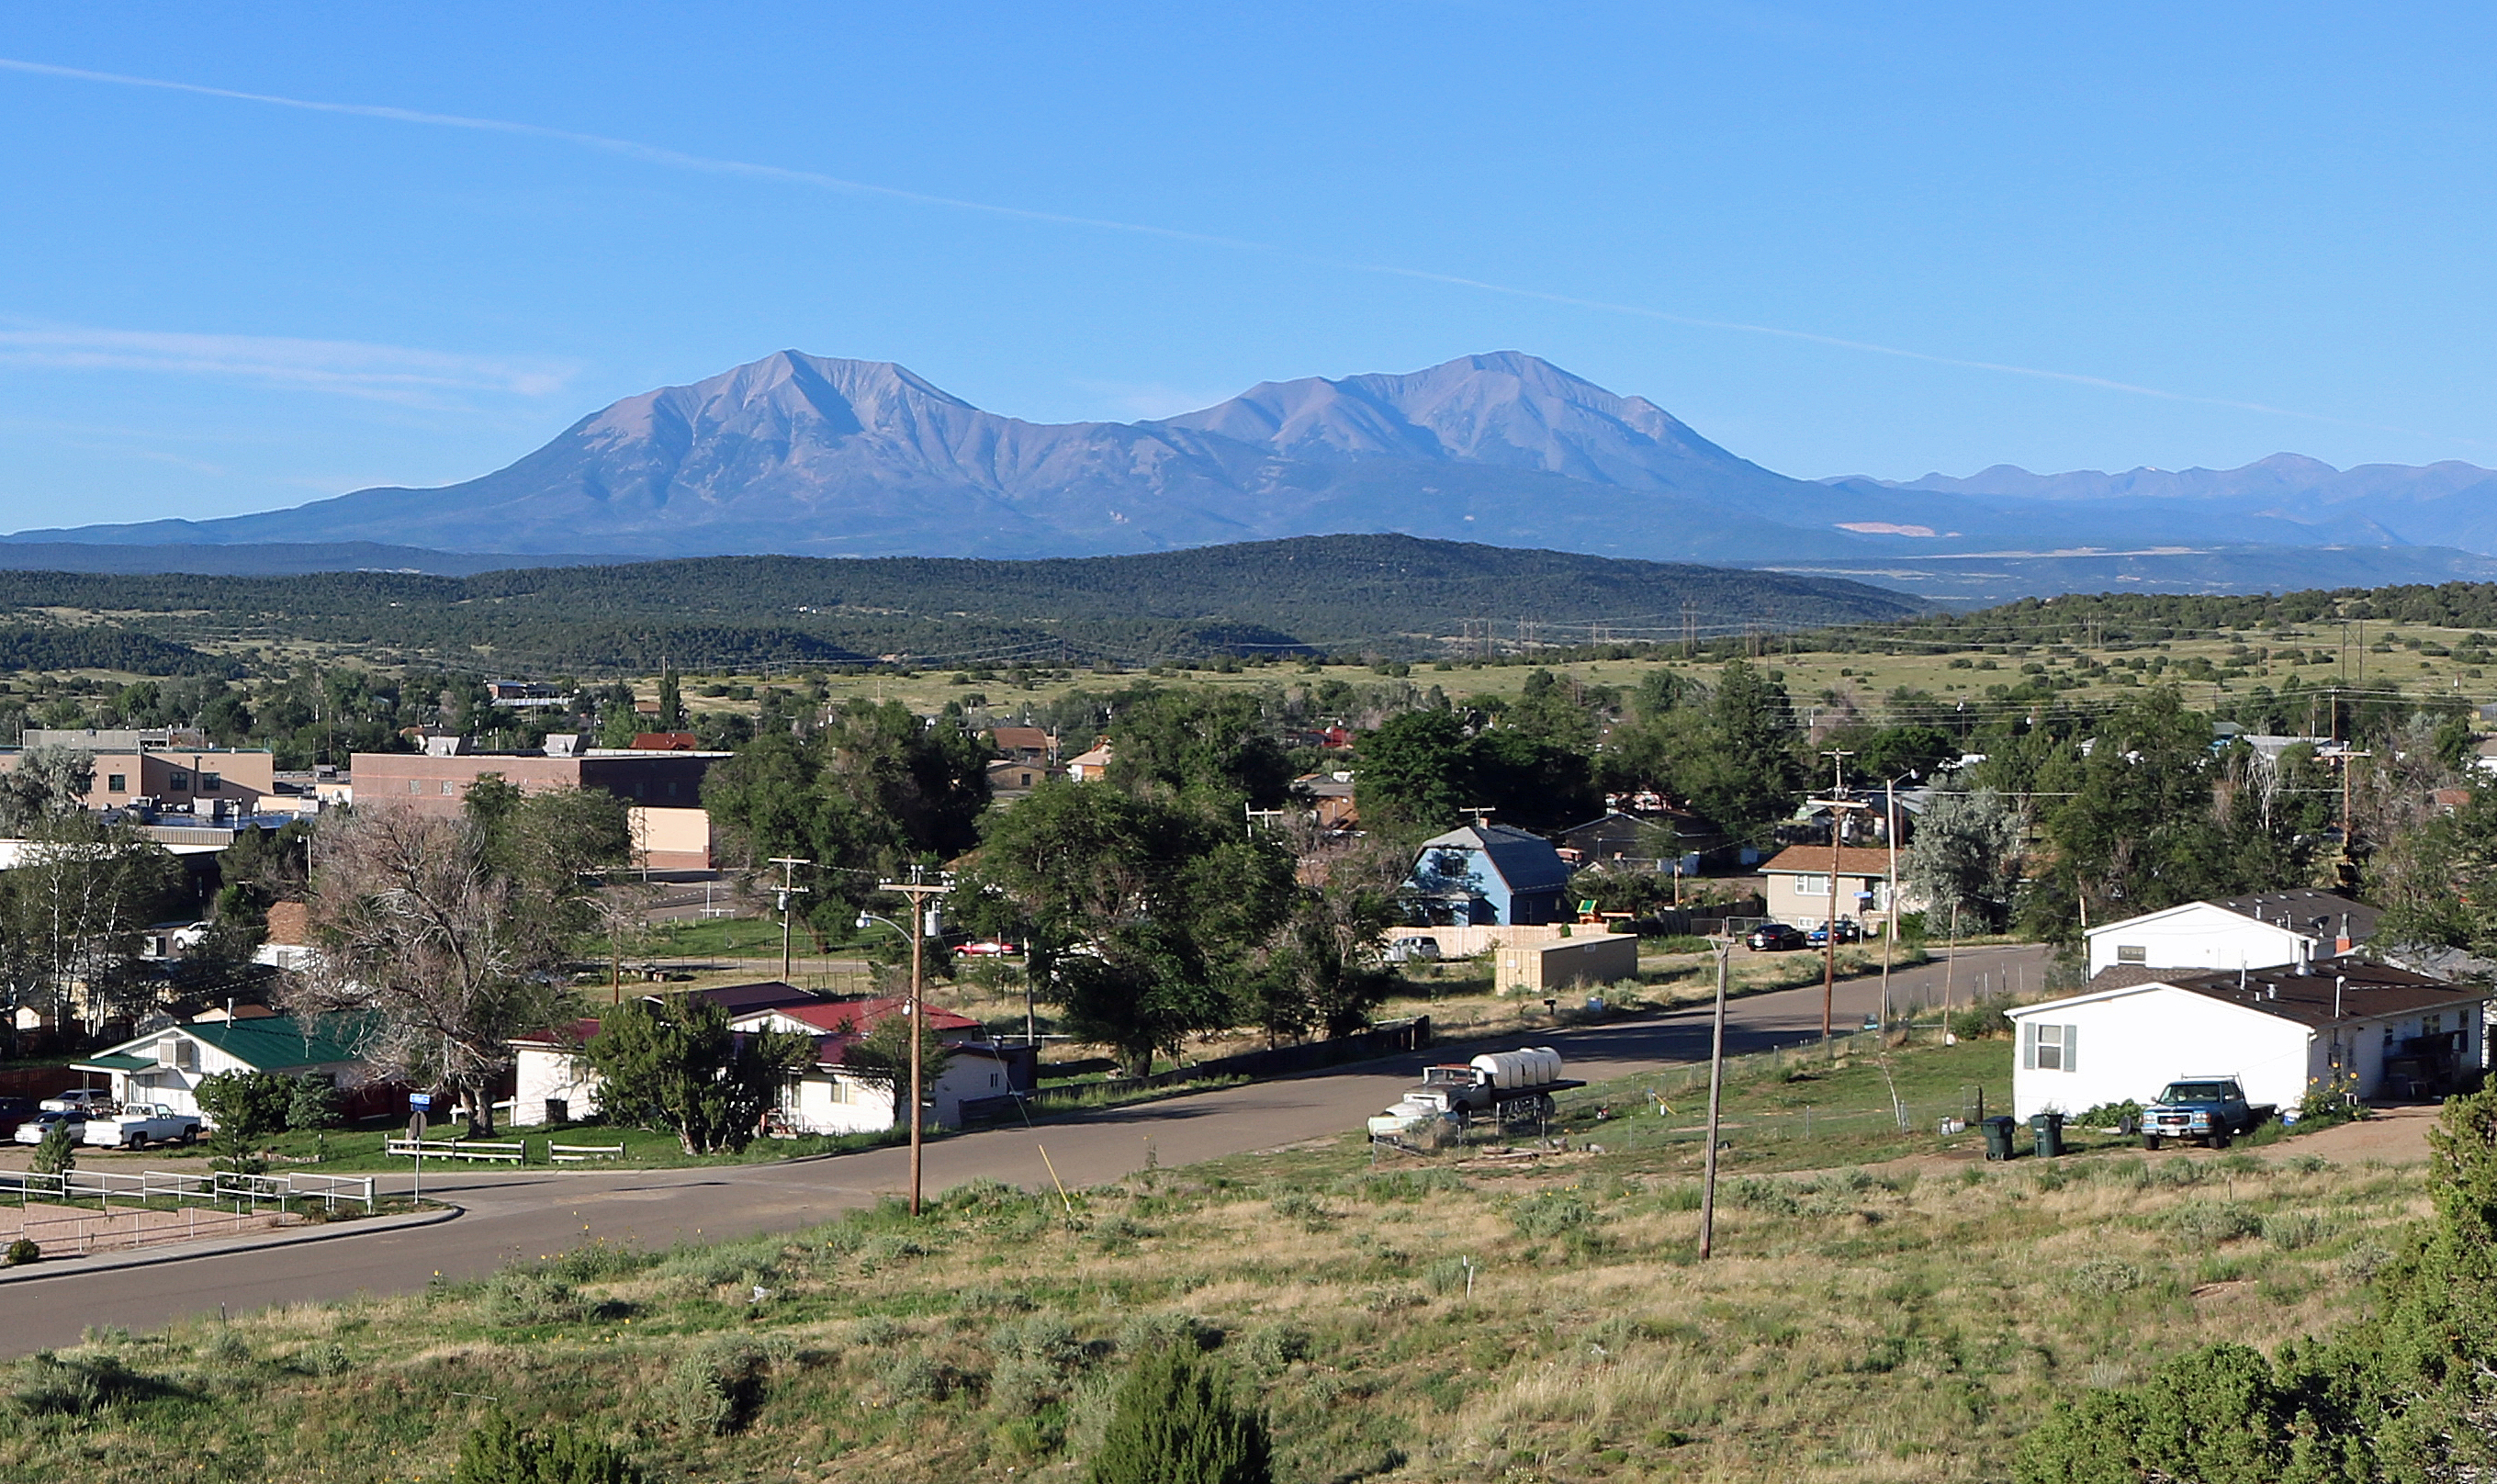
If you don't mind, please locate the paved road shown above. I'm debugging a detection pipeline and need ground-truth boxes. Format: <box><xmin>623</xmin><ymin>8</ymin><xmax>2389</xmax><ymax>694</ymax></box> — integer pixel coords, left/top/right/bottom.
<box><xmin>0</xmin><ymin>944</ymin><xmax>2043</xmax><ymax>1355</ymax></box>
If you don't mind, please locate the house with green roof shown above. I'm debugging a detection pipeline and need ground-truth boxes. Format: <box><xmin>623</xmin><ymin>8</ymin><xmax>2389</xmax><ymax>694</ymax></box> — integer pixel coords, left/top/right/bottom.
<box><xmin>73</xmin><ymin>1012</ymin><xmax>386</xmax><ymax>1121</ymax></box>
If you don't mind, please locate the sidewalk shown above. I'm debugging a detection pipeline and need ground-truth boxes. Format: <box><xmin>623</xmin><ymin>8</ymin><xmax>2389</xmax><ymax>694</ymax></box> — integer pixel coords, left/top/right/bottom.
<box><xmin>0</xmin><ymin>1201</ymin><xmax>461</xmax><ymax>1285</ymax></box>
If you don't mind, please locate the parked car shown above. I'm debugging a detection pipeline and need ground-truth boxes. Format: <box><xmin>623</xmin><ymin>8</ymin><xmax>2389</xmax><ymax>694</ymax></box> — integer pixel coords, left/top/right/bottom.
<box><xmin>1746</xmin><ymin>923</ymin><xmax>1808</xmax><ymax>951</ymax></box>
<box><xmin>39</xmin><ymin>1088</ymin><xmax>113</xmax><ymax>1115</ymax></box>
<box><xmin>957</xmin><ymin>939</ymin><xmax>1022</xmax><ymax>958</ymax></box>
<box><xmin>84</xmin><ymin>1104</ymin><xmax>201</xmax><ymax>1150</ymax></box>
<box><xmin>0</xmin><ymin>1096</ymin><xmax>36</xmax><ymax>1140</ymax></box>
<box><xmin>1806</xmin><ymin>918</ymin><xmax>1864</xmax><ymax>947</ymax></box>
<box><xmin>1382</xmin><ymin>936</ymin><xmax>1444</xmax><ymax>963</ymax></box>
<box><xmin>13</xmin><ymin>1110</ymin><xmax>86</xmax><ymax>1146</ymax></box>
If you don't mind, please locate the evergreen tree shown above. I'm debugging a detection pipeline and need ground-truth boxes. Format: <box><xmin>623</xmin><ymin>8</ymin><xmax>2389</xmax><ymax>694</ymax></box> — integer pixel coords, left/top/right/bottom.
<box><xmin>1090</xmin><ymin>1344</ymin><xmax>1273</xmax><ymax>1484</ymax></box>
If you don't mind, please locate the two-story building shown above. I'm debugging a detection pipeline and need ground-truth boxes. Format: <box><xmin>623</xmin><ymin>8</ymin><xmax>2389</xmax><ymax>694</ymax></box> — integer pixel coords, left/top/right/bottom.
<box><xmin>1</xmin><ymin>729</ymin><xmax>277</xmax><ymax>815</ymax></box>
<box><xmin>350</xmin><ymin>742</ymin><xmax>725</xmax><ymax>869</ymax></box>
<box><xmin>1757</xmin><ymin>845</ymin><xmax>1918</xmax><ymax>936</ymax></box>
<box><xmin>1406</xmin><ymin>824</ymin><xmax>1572</xmax><ymax>927</ymax></box>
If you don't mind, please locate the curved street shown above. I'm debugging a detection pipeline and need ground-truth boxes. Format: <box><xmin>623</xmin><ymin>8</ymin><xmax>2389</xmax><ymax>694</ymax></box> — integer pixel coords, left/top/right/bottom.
<box><xmin>0</xmin><ymin>944</ymin><xmax>2044</xmax><ymax>1355</ymax></box>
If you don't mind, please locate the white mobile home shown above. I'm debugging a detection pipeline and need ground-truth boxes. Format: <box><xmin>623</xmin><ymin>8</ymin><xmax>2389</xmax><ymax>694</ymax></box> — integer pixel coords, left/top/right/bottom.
<box><xmin>2084</xmin><ymin>890</ymin><xmax>2378</xmax><ymax>977</ymax></box>
<box><xmin>2008</xmin><ymin>959</ymin><xmax>2485</xmax><ymax>1122</ymax></box>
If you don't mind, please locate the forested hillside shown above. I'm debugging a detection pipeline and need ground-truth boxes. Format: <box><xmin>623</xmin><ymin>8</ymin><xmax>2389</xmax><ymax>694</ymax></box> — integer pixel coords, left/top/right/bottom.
<box><xmin>0</xmin><ymin>535</ymin><xmax>1920</xmax><ymax>673</ymax></box>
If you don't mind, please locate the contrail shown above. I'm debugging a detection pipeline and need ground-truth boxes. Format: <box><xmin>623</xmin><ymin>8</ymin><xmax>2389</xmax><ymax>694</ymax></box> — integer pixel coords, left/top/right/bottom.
<box><xmin>0</xmin><ymin>53</ymin><xmax>2453</xmax><ymax>443</ymax></box>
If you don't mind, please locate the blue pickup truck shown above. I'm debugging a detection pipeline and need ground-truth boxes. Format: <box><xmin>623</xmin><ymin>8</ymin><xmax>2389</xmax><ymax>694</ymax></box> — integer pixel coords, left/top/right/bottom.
<box><xmin>2142</xmin><ymin>1077</ymin><xmax>2276</xmax><ymax>1150</ymax></box>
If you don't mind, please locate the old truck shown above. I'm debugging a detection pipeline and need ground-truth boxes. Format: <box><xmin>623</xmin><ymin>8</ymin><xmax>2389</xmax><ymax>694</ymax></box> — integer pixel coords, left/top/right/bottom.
<box><xmin>2142</xmin><ymin>1077</ymin><xmax>2275</xmax><ymax>1150</ymax></box>
<box><xmin>83</xmin><ymin>1103</ymin><xmax>202</xmax><ymax>1150</ymax></box>
<box><xmin>1367</xmin><ymin>1047</ymin><xmax>1584</xmax><ymax>1145</ymax></box>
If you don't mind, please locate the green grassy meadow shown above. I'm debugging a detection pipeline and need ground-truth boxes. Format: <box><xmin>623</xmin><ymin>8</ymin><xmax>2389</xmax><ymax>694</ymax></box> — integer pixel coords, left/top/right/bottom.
<box><xmin>0</xmin><ymin>1032</ymin><xmax>2426</xmax><ymax>1483</ymax></box>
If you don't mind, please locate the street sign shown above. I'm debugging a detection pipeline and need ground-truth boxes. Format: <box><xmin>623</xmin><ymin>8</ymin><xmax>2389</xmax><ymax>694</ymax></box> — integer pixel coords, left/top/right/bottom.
<box><xmin>408</xmin><ymin>1111</ymin><xmax>428</xmax><ymax>1142</ymax></box>
<box><xmin>409</xmin><ymin>1093</ymin><xmax>433</xmax><ymax>1110</ymax></box>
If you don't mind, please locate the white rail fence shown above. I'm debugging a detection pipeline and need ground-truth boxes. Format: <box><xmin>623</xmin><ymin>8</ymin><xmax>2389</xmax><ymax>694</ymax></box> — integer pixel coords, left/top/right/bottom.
<box><xmin>0</xmin><ymin>1167</ymin><xmax>376</xmax><ymax>1216</ymax></box>
<box><xmin>0</xmin><ymin>1203</ymin><xmax>273</xmax><ymax>1258</ymax></box>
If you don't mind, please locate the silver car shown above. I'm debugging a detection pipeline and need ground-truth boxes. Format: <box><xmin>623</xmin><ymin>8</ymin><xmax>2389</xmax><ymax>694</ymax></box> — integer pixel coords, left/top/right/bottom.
<box><xmin>13</xmin><ymin>1110</ymin><xmax>86</xmax><ymax>1145</ymax></box>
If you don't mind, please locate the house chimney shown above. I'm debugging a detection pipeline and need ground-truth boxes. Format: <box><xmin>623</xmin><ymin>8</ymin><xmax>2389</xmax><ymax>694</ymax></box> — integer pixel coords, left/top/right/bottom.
<box><xmin>2295</xmin><ymin>938</ymin><xmax>2311</xmax><ymax>975</ymax></box>
<box><xmin>2336</xmin><ymin>912</ymin><xmax>2352</xmax><ymax>955</ymax></box>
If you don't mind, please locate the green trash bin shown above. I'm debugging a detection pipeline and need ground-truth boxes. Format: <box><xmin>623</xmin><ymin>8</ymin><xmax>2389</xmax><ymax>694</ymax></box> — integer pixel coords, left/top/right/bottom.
<box><xmin>1981</xmin><ymin>1116</ymin><xmax>2019</xmax><ymax>1161</ymax></box>
<box><xmin>2030</xmin><ymin>1111</ymin><xmax>2065</xmax><ymax>1158</ymax></box>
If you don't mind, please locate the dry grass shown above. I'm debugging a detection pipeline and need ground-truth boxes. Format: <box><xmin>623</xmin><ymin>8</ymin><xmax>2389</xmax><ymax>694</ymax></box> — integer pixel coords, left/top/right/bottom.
<box><xmin>0</xmin><ymin>1058</ymin><xmax>2430</xmax><ymax>1484</ymax></box>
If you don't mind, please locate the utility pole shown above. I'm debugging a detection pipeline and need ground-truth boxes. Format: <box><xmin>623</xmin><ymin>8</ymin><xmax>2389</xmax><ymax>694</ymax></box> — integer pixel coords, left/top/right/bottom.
<box><xmin>769</xmin><ymin>858</ymin><xmax>813</xmax><ymax>984</ymax></box>
<box><xmin>1809</xmin><ymin>750</ymin><xmax>1859</xmax><ymax>1043</ymax></box>
<box><xmin>878</xmin><ymin>871</ymin><xmax>952</xmax><ymax>1217</ymax></box>
<box><xmin>1881</xmin><ymin>775</ymin><xmax>1902</xmax><ymax>1034</ymax></box>
<box><xmin>2339</xmin><ymin>749</ymin><xmax>2372</xmax><ymax>865</ymax></box>
<box><xmin>1698</xmin><ymin>934</ymin><xmax>1732</xmax><ymax>1260</ymax></box>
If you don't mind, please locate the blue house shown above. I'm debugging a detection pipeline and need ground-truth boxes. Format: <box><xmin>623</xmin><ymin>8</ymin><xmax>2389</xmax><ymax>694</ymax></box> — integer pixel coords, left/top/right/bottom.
<box><xmin>1407</xmin><ymin>824</ymin><xmax>1573</xmax><ymax>926</ymax></box>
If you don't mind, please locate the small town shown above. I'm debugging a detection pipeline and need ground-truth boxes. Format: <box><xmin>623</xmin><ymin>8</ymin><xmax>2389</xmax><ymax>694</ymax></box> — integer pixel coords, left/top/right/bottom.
<box><xmin>6</xmin><ymin>8</ymin><xmax>2497</xmax><ymax>1483</ymax></box>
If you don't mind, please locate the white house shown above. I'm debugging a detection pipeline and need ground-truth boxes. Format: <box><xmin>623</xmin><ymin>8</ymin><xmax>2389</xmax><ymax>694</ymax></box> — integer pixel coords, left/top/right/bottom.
<box><xmin>508</xmin><ymin>988</ymin><xmax>1035</xmax><ymax>1135</ymax></box>
<box><xmin>72</xmin><ymin>1011</ymin><xmax>384</xmax><ymax>1121</ymax></box>
<box><xmin>2007</xmin><ymin>958</ymin><xmax>2486</xmax><ymax>1121</ymax></box>
<box><xmin>2084</xmin><ymin>889</ymin><xmax>2378</xmax><ymax>977</ymax></box>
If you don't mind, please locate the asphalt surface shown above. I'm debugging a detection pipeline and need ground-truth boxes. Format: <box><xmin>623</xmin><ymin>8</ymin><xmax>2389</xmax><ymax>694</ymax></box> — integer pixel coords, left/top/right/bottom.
<box><xmin>0</xmin><ymin>943</ymin><xmax>2044</xmax><ymax>1355</ymax></box>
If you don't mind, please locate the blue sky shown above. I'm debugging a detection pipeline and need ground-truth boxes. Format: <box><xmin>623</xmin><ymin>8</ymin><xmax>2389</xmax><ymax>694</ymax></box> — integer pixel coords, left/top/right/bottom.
<box><xmin>2</xmin><ymin>3</ymin><xmax>2493</xmax><ymax>529</ymax></box>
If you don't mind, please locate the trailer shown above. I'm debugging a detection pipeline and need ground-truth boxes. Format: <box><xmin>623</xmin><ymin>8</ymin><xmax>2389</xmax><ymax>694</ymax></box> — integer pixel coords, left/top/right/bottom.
<box><xmin>1367</xmin><ymin>1046</ymin><xmax>1584</xmax><ymax>1149</ymax></box>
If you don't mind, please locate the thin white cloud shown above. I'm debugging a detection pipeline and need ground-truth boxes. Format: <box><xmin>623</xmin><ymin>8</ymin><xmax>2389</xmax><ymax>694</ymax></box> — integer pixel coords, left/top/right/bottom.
<box><xmin>0</xmin><ymin>323</ymin><xmax>576</xmax><ymax>403</ymax></box>
<box><xmin>0</xmin><ymin>52</ymin><xmax>2452</xmax><ymax>444</ymax></box>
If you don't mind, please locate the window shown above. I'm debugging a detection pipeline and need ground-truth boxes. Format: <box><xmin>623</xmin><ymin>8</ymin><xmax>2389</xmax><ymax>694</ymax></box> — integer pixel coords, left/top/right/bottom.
<box><xmin>1794</xmin><ymin>874</ymin><xmax>1830</xmax><ymax>896</ymax></box>
<box><xmin>440</xmin><ymin>780</ymin><xmax>456</xmax><ymax>795</ymax></box>
<box><xmin>408</xmin><ymin>780</ymin><xmax>421</xmax><ymax>794</ymax></box>
<box><xmin>107</xmin><ymin>773</ymin><xmax>126</xmax><ymax>793</ymax></box>
<box><xmin>200</xmin><ymin>772</ymin><xmax>221</xmax><ymax>793</ymax></box>
<box><xmin>667</xmin><ymin>781</ymin><xmax>680</xmax><ymax>798</ymax></box>
<box><xmin>2116</xmin><ymin>944</ymin><xmax>2147</xmax><ymax>963</ymax></box>
<box><xmin>169</xmin><ymin>771</ymin><xmax>189</xmax><ymax>791</ymax></box>
<box><xmin>2425</xmin><ymin>1014</ymin><xmax>2445</xmax><ymax>1036</ymax></box>
<box><xmin>2022</xmin><ymin>1021</ymin><xmax>2079</xmax><ymax>1073</ymax></box>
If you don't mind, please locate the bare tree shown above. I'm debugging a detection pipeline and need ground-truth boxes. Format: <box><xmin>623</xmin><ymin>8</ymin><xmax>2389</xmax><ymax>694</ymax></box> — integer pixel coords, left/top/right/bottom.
<box><xmin>289</xmin><ymin>804</ymin><xmax>601</xmax><ymax>1136</ymax></box>
<box><xmin>0</xmin><ymin>810</ymin><xmax>184</xmax><ymax>1042</ymax></box>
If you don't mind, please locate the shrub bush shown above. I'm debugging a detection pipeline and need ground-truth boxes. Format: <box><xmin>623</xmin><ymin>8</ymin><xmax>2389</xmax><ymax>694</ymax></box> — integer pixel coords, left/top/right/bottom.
<box><xmin>1089</xmin><ymin>1344</ymin><xmax>1272</xmax><ymax>1484</ymax></box>
<box><xmin>664</xmin><ymin>1336</ymin><xmax>774</xmax><ymax>1435</ymax></box>
<box><xmin>486</xmin><ymin>1270</ymin><xmax>585</xmax><ymax>1327</ymax></box>
<box><xmin>452</xmin><ymin>1410</ymin><xmax>636</xmax><ymax>1484</ymax></box>
<box><xmin>2164</xmin><ymin>1202</ymin><xmax>2262</xmax><ymax>1246</ymax></box>
<box><xmin>2070</xmin><ymin>1258</ymin><xmax>2145</xmax><ymax>1296</ymax></box>
<box><xmin>1508</xmin><ymin>1190</ymin><xmax>1599</xmax><ymax>1239</ymax></box>
<box><xmin>4</xmin><ymin>1237</ymin><xmax>38</xmax><ymax>1266</ymax></box>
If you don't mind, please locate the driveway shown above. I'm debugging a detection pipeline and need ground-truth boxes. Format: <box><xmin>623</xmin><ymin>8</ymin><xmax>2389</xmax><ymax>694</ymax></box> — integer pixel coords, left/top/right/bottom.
<box><xmin>0</xmin><ymin>943</ymin><xmax>2044</xmax><ymax>1355</ymax></box>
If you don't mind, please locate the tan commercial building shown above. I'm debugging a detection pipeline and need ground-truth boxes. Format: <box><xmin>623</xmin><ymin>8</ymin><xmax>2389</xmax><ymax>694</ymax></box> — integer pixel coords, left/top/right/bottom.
<box><xmin>0</xmin><ymin>736</ymin><xmax>276</xmax><ymax>815</ymax></box>
<box><xmin>349</xmin><ymin>748</ymin><xmax>725</xmax><ymax>870</ymax></box>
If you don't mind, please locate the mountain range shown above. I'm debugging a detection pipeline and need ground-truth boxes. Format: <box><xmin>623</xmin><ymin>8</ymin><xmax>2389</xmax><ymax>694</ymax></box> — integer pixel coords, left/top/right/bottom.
<box><xmin>16</xmin><ymin>349</ymin><xmax>2497</xmax><ymax>601</ymax></box>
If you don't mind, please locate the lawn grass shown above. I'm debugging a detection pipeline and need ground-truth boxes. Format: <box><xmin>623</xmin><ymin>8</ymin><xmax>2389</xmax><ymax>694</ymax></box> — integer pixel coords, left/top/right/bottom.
<box><xmin>0</xmin><ymin>1032</ymin><xmax>2428</xmax><ymax>1484</ymax></box>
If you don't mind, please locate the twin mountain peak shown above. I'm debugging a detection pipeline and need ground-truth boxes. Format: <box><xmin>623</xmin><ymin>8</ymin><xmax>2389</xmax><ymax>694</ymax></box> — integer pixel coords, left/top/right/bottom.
<box><xmin>23</xmin><ymin>350</ymin><xmax>2497</xmax><ymax>568</ymax></box>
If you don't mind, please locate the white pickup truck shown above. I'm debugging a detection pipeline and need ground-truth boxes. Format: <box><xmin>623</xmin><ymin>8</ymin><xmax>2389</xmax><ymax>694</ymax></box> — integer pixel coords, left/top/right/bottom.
<box><xmin>83</xmin><ymin>1104</ymin><xmax>202</xmax><ymax>1150</ymax></box>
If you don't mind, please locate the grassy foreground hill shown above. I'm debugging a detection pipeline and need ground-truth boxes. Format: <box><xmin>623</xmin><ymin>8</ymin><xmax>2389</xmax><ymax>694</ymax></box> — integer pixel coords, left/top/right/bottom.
<box><xmin>0</xmin><ymin>1042</ymin><xmax>2428</xmax><ymax>1484</ymax></box>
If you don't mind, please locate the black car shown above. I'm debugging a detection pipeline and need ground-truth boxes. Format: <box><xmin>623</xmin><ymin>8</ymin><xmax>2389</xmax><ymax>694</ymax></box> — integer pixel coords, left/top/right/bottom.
<box><xmin>0</xmin><ymin>1095</ymin><xmax>32</xmax><ymax>1140</ymax></box>
<box><xmin>1746</xmin><ymin>923</ymin><xmax>1808</xmax><ymax>951</ymax></box>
